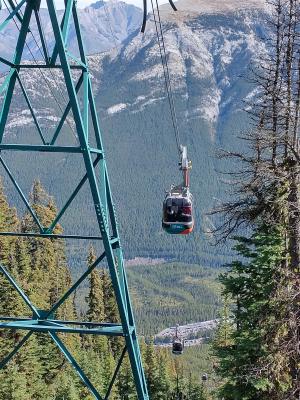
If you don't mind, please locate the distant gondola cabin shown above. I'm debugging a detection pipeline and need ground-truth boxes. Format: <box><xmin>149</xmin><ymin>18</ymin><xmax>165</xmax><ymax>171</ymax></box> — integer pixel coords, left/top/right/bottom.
<box><xmin>172</xmin><ymin>338</ymin><xmax>184</xmax><ymax>355</ymax></box>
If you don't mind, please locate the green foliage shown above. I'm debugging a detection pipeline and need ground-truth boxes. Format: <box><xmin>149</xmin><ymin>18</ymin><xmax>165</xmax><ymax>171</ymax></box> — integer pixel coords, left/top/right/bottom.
<box><xmin>213</xmin><ymin>225</ymin><xmax>295</xmax><ymax>399</ymax></box>
<box><xmin>0</xmin><ymin>178</ymin><xmax>214</xmax><ymax>399</ymax></box>
<box><xmin>127</xmin><ymin>262</ymin><xmax>222</xmax><ymax>335</ymax></box>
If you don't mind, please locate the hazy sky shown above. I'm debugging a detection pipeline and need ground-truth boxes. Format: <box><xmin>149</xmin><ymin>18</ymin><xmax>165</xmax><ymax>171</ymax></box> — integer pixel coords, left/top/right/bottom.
<box><xmin>51</xmin><ymin>0</ymin><xmax>169</xmax><ymax>9</ymax></box>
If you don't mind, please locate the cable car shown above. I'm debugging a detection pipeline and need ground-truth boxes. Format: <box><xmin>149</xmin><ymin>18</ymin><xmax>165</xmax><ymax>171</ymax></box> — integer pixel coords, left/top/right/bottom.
<box><xmin>162</xmin><ymin>146</ymin><xmax>194</xmax><ymax>235</ymax></box>
<box><xmin>172</xmin><ymin>325</ymin><xmax>184</xmax><ymax>355</ymax></box>
<box><xmin>162</xmin><ymin>188</ymin><xmax>193</xmax><ymax>234</ymax></box>
<box><xmin>172</xmin><ymin>338</ymin><xmax>184</xmax><ymax>355</ymax></box>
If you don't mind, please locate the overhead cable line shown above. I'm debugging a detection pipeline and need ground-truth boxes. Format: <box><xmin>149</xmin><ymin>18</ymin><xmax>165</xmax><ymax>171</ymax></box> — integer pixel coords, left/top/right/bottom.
<box><xmin>150</xmin><ymin>0</ymin><xmax>181</xmax><ymax>154</ymax></box>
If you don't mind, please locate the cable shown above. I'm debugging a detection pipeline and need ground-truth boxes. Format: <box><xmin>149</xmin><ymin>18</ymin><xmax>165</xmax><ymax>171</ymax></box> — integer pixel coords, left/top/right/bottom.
<box><xmin>154</xmin><ymin>0</ymin><xmax>181</xmax><ymax>152</ymax></box>
<box><xmin>33</xmin><ymin>7</ymin><xmax>50</xmax><ymax>62</ymax></box>
<box><xmin>150</xmin><ymin>0</ymin><xmax>181</xmax><ymax>154</ymax></box>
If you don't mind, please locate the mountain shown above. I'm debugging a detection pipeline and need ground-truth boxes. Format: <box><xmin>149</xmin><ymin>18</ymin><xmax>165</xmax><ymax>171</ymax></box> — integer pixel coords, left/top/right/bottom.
<box><xmin>0</xmin><ymin>0</ymin><xmax>271</xmax><ymax>266</ymax></box>
<box><xmin>0</xmin><ymin>0</ymin><xmax>142</xmax><ymax>69</ymax></box>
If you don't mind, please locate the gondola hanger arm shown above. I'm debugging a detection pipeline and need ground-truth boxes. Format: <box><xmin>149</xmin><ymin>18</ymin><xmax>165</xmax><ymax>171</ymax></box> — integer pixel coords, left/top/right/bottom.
<box><xmin>141</xmin><ymin>0</ymin><xmax>177</xmax><ymax>33</ymax></box>
<box><xmin>179</xmin><ymin>145</ymin><xmax>192</xmax><ymax>188</ymax></box>
<box><xmin>168</xmin><ymin>0</ymin><xmax>177</xmax><ymax>11</ymax></box>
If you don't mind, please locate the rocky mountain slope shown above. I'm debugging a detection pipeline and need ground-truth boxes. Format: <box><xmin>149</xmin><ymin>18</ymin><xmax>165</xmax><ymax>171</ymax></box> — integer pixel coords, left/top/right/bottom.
<box><xmin>161</xmin><ymin>0</ymin><xmax>269</xmax><ymax>17</ymax></box>
<box><xmin>0</xmin><ymin>1</ymin><xmax>142</xmax><ymax>67</ymax></box>
<box><xmin>0</xmin><ymin>0</ymin><xmax>271</xmax><ymax>265</ymax></box>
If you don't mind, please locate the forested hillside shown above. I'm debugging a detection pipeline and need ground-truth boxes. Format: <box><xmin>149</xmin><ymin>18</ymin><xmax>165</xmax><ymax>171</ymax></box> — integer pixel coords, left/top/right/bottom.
<box><xmin>0</xmin><ymin>0</ymin><xmax>270</xmax><ymax>266</ymax></box>
<box><xmin>0</xmin><ymin>179</ymin><xmax>210</xmax><ymax>399</ymax></box>
<box><xmin>127</xmin><ymin>263</ymin><xmax>222</xmax><ymax>336</ymax></box>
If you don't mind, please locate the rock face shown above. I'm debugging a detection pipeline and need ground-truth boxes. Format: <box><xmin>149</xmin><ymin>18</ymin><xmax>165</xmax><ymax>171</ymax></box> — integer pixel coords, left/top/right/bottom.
<box><xmin>110</xmin><ymin>1</ymin><xmax>268</xmax><ymax>137</ymax></box>
<box><xmin>0</xmin><ymin>1</ymin><xmax>142</xmax><ymax>66</ymax></box>
<box><xmin>0</xmin><ymin>1</ymin><xmax>271</xmax><ymax>264</ymax></box>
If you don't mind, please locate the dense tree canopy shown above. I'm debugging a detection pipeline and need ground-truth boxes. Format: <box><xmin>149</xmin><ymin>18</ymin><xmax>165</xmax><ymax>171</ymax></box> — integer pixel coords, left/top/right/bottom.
<box><xmin>0</xmin><ymin>180</ymin><xmax>209</xmax><ymax>399</ymax></box>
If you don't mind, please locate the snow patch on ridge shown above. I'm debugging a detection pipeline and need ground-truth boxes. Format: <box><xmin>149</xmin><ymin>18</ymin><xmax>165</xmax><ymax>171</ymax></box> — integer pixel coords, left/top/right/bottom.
<box><xmin>107</xmin><ymin>103</ymin><xmax>127</xmax><ymax>114</ymax></box>
<box><xmin>198</xmin><ymin>89</ymin><xmax>221</xmax><ymax>123</ymax></box>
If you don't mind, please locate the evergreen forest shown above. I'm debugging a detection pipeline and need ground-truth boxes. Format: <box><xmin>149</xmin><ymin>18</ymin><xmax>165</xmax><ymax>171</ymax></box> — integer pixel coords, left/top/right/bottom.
<box><xmin>127</xmin><ymin>263</ymin><xmax>222</xmax><ymax>336</ymax></box>
<box><xmin>0</xmin><ymin>179</ymin><xmax>210</xmax><ymax>399</ymax></box>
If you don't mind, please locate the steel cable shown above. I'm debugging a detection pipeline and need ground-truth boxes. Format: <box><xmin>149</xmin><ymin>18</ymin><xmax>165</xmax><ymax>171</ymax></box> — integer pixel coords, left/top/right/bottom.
<box><xmin>150</xmin><ymin>0</ymin><xmax>181</xmax><ymax>154</ymax></box>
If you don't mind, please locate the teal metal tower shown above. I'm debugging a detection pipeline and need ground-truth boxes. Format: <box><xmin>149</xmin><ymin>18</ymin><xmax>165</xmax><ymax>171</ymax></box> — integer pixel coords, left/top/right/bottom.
<box><xmin>0</xmin><ymin>0</ymin><xmax>149</xmax><ymax>398</ymax></box>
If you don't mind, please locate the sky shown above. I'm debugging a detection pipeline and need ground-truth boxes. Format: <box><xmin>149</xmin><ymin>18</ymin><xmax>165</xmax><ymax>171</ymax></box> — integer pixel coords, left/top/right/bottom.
<box><xmin>52</xmin><ymin>0</ymin><xmax>169</xmax><ymax>9</ymax></box>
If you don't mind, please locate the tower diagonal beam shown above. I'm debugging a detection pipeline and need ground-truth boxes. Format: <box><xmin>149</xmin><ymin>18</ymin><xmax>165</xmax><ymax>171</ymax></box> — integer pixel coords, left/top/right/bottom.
<box><xmin>104</xmin><ymin>346</ymin><xmax>128</xmax><ymax>400</ymax></box>
<box><xmin>15</xmin><ymin>72</ymin><xmax>46</xmax><ymax>144</ymax></box>
<box><xmin>50</xmin><ymin>332</ymin><xmax>104</xmax><ymax>400</ymax></box>
<box><xmin>47</xmin><ymin>251</ymin><xmax>106</xmax><ymax>317</ymax></box>
<box><xmin>0</xmin><ymin>156</ymin><xmax>44</xmax><ymax>231</ymax></box>
<box><xmin>0</xmin><ymin>0</ymin><xmax>26</xmax><ymax>32</ymax></box>
<box><xmin>0</xmin><ymin>57</ymin><xmax>14</xmax><ymax>68</ymax></box>
<box><xmin>0</xmin><ymin>264</ymin><xmax>40</xmax><ymax>318</ymax></box>
<box><xmin>0</xmin><ymin>332</ymin><xmax>33</xmax><ymax>369</ymax></box>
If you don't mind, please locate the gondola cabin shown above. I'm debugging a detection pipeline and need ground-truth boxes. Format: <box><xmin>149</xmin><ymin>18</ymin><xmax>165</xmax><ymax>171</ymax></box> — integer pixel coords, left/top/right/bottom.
<box><xmin>162</xmin><ymin>189</ymin><xmax>194</xmax><ymax>235</ymax></box>
<box><xmin>172</xmin><ymin>338</ymin><xmax>184</xmax><ymax>355</ymax></box>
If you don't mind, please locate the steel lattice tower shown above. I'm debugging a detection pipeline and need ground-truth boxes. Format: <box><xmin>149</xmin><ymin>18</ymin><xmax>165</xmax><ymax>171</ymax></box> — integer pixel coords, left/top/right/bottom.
<box><xmin>0</xmin><ymin>0</ymin><xmax>149</xmax><ymax>398</ymax></box>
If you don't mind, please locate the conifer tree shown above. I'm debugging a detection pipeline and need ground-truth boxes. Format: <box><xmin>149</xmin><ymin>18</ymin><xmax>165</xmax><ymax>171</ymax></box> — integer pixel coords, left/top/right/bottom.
<box><xmin>186</xmin><ymin>372</ymin><xmax>208</xmax><ymax>400</ymax></box>
<box><xmin>101</xmin><ymin>339</ymin><xmax>117</xmax><ymax>398</ymax></box>
<box><xmin>80</xmin><ymin>246</ymin><xmax>116</xmax><ymax>397</ymax></box>
<box><xmin>52</xmin><ymin>370</ymin><xmax>81</xmax><ymax>400</ymax></box>
<box><xmin>191</xmin><ymin>383</ymin><xmax>208</xmax><ymax>400</ymax></box>
<box><xmin>213</xmin><ymin>297</ymin><xmax>234</xmax><ymax>350</ymax></box>
<box><xmin>101</xmin><ymin>267</ymin><xmax>123</xmax><ymax>357</ymax></box>
<box><xmin>86</xmin><ymin>246</ymin><xmax>105</xmax><ymax>325</ymax></box>
<box><xmin>154</xmin><ymin>352</ymin><xmax>172</xmax><ymax>399</ymax></box>
<box><xmin>0</xmin><ymin>180</ymin><xmax>34</xmax><ymax>399</ymax></box>
<box><xmin>144</xmin><ymin>340</ymin><xmax>158</xmax><ymax>397</ymax></box>
<box><xmin>117</xmin><ymin>356</ymin><xmax>136</xmax><ymax>399</ymax></box>
<box><xmin>213</xmin><ymin>226</ymin><xmax>289</xmax><ymax>399</ymax></box>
